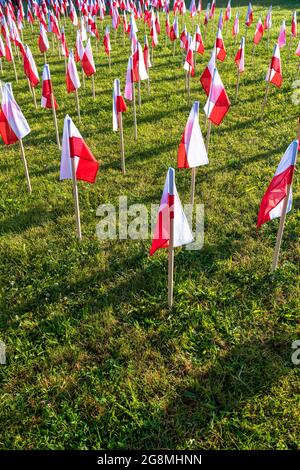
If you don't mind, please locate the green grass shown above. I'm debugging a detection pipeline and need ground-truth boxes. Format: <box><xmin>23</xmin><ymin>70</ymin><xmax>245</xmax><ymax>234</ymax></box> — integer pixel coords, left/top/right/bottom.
<box><xmin>0</xmin><ymin>2</ymin><xmax>299</xmax><ymax>450</ymax></box>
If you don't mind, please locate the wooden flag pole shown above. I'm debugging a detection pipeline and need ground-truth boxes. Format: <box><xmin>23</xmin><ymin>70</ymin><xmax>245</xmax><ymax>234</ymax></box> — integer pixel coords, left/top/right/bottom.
<box><xmin>251</xmin><ymin>43</ymin><xmax>256</xmax><ymax>63</ymax></box>
<box><xmin>108</xmin><ymin>53</ymin><xmax>111</xmax><ymax>71</ymax></box>
<box><xmin>138</xmin><ymin>77</ymin><xmax>141</xmax><ymax>112</ymax></box>
<box><xmin>168</xmin><ymin>168</ymin><xmax>175</xmax><ymax>308</ymax></box>
<box><xmin>32</xmin><ymin>86</ymin><xmax>37</xmax><ymax>109</ymax></box>
<box><xmin>267</xmin><ymin>28</ymin><xmax>270</xmax><ymax>49</ymax></box>
<box><xmin>68</xmin><ymin>118</ymin><xmax>82</xmax><ymax>240</ymax></box>
<box><xmin>187</xmin><ymin>68</ymin><xmax>191</xmax><ymax>103</ymax></box>
<box><xmin>271</xmin><ymin>126</ymin><xmax>299</xmax><ymax>272</ymax></box>
<box><xmin>27</xmin><ymin>78</ymin><xmax>33</xmax><ymax>97</ymax></box>
<box><xmin>92</xmin><ymin>74</ymin><xmax>96</xmax><ymax>100</ymax></box>
<box><xmin>19</xmin><ymin>139</ymin><xmax>32</xmax><ymax>194</ymax></box>
<box><xmin>44</xmin><ymin>52</ymin><xmax>47</xmax><ymax>64</ymax></box>
<box><xmin>173</xmin><ymin>40</ymin><xmax>176</xmax><ymax>57</ymax></box>
<box><xmin>190</xmin><ymin>167</ymin><xmax>196</xmax><ymax>205</ymax></box>
<box><xmin>117</xmin><ymin>80</ymin><xmax>126</xmax><ymax>174</ymax></box>
<box><xmin>82</xmin><ymin>69</ymin><xmax>85</xmax><ymax>88</ymax></box>
<box><xmin>12</xmin><ymin>56</ymin><xmax>18</xmax><ymax>82</ymax></box>
<box><xmin>261</xmin><ymin>69</ymin><xmax>271</xmax><ymax>118</ymax></box>
<box><xmin>51</xmin><ymin>91</ymin><xmax>60</xmax><ymax>149</ymax></box>
<box><xmin>75</xmin><ymin>89</ymin><xmax>81</xmax><ymax>123</ymax></box>
<box><xmin>235</xmin><ymin>69</ymin><xmax>241</xmax><ymax>101</ymax></box>
<box><xmin>131</xmin><ymin>57</ymin><xmax>137</xmax><ymax>140</ymax></box>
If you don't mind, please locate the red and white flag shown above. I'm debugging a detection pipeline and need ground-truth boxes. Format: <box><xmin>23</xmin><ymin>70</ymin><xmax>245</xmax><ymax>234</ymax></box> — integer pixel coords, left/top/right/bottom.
<box><xmin>124</xmin><ymin>57</ymin><xmax>133</xmax><ymax>101</ymax></box>
<box><xmin>178</xmin><ymin>101</ymin><xmax>208</xmax><ymax>169</ymax></box>
<box><xmin>0</xmin><ymin>37</ymin><xmax>5</xmax><ymax>58</ymax></box>
<box><xmin>113</xmin><ymin>78</ymin><xmax>127</xmax><ymax>131</ymax></box>
<box><xmin>41</xmin><ymin>64</ymin><xmax>58</xmax><ymax>109</ymax></box>
<box><xmin>225</xmin><ymin>1</ymin><xmax>231</xmax><ymax>22</ymax></box>
<box><xmin>38</xmin><ymin>23</ymin><xmax>49</xmax><ymax>53</ymax></box>
<box><xmin>0</xmin><ymin>84</ymin><xmax>30</xmax><ymax>145</ymax></box>
<box><xmin>183</xmin><ymin>36</ymin><xmax>194</xmax><ymax>76</ymax></box>
<box><xmin>257</xmin><ymin>140</ymin><xmax>298</xmax><ymax>229</ymax></box>
<box><xmin>200</xmin><ymin>47</ymin><xmax>216</xmax><ymax>96</ymax></box>
<box><xmin>143</xmin><ymin>35</ymin><xmax>152</xmax><ymax>70</ymax></box>
<box><xmin>253</xmin><ymin>17</ymin><xmax>264</xmax><ymax>44</ymax></box>
<box><xmin>215</xmin><ymin>27</ymin><xmax>226</xmax><ymax>61</ymax></box>
<box><xmin>60</xmin><ymin>115</ymin><xmax>99</xmax><ymax>183</ymax></box>
<box><xmin>266</xmin><ymin>43</ymin><xmax>282</xmax><ymax>88</ymax></box>
<box><xmin>24</xmin><ymin>45</ymin><xmax>39</xmax><ymax>87</ymax></box>
<box><xmin>103</xmin><ymin>25</ymin><xmax>111</xmax><ymax>55</ymax></box>
<box><xmin>232</xmin><ymin>12</ymin><xmax>239</xmax><ymax>37</ymax></box>
<box><xmin>132</xmin><ymin>42</ymin><xmax>148</xmax><ymax>82</ymax></box>
<box><xmin>296</xmin><ymin>41</ymin><xmax>300</xmax><ymax>56</ymax></box>
<box><xmin>82</xmin><ymin>38</ymin><xmax>96</xmax><ymax>76</ymax></box>
<box><xmin>150</xmin><ymin>167</ymin><xmax>194</xmax><ymax>256</ymax></box>
<box><xmin>75</xmin><ymin>30</ymin><xmax>84</xmax><ymax>62</ymax></box>
<box><xmin>291</xmin><ymin>11</ymin><xmax>297</xmax><ymax>38</ymax></box>
<box><xmin>170</xmin><ymin>17</ymin><xmax>179</xmax><ymax>41</ymax></box>
<box><xmin>264</xmin><ymin>6</ymin><xmax>272</xmax><ymax>31</ymax></box>
<box><xmin>194</xmin><ymin>24</ymin><xmax>204</xmax><ymax>55</ymax></box>
<box><xmin>61</xmin><ymin>26</ymin><xmax>69</xmax><ymax>57</ymax></box>
<box><xmin>245</xmin><ymin>3</ymin><xmax>253</xmax><ymax>27</ymax></box>
<box><xmin>278</xmin><ymin>20</ymin><xmax>286</xmax><ymax>48</ymax></box>
<box><xmin>204</xmin><ymin>68</ymin><xmax>231</xmax><ymax>125</ymax></box>
<box><xmin>66</xmin><ymin>50</ymin><xmax>81</xmax><ymax>93</ymax></box>
<box><xmin>235</xmin><ymin>37</ymin><xmax>245</xmax><ymax>73</ymax></box>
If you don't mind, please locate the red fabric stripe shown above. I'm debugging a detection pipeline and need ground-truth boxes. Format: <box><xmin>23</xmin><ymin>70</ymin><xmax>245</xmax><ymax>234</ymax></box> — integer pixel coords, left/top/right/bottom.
<box><xmin>69</xmin><ymin>136</ymin><xmax>99</xmax><ymax>183</ymax></box>
<box><xmin>0</xmin><ymin>109</ymin><xmax>19</xmax><ymax>145</ymax></box>
<box><xmin>208</xmin><ymin>89</ymin><xmax>231</xmax><ymax>126</ymax></box>
<box><xmin>177</xmin><ymin>133</ymin><xmax>189</xmax><ymax>168</ymax></box>
<box><xmin>116</xmin><ymin>95</ymin><xmax>127</xmax><ymax>113</ymax></box>
<box><xmin>200</xmin><ymin>66</ymin><xmax>212</xmax><ymax>96</ymax></box>
<box><xmin>81</xmin><ymin>53</ymin><xmax>95</xmax><ymax>76</ymax></box>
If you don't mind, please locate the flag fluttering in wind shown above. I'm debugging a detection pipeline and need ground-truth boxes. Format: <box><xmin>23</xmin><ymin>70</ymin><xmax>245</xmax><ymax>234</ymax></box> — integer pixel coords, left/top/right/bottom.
<box><xmin>41</xmin><ymin>64</ymin><xmax>57</xmax><ymax>109</ymax></box>
<box><xmin>266</xmin><ymin>43</ymin><xmax>282</xmax><ymax>88</ymax></box>
<box><xmin>150</xmin><ymin>167</ymin><xmax>193</xmax><ymax>256</ymax></box>
<box><xmin>235</xmin><ymin>37</ymin><xmax>245</xmax><ymax>73</ymax></box>
<box><xmin>200</xmin><ymin>47</ymin><xmax>216</xmax><ymax>96</ymax></box>
<box><xmin>0</xmin><ymin>84</ymin><xmax>30</xmax><ymax>145</ymax></box>
<box><xmin>170</xmin><ymin>16</ymin><xmax>179</xmax><ymax>41</ymax></box>
<box><xmin>132</xmin><ymin>42</ymin><xmax>148</xmax><ymax>82</ymax></box>
<box><xmin>38</xmin><ymin>23</ymin><xmax>49</xmax><ymax>53</ymax></box>
<box><xmin>82</xmin><ymin>38</ymin><xmax>96</xmax><ymax>76</ymax></box>
<box><xmin>253</xmin><ymin>17</ymin><xmax>264</xmax><ymax>44</ymax></box>
<box><xmin>183</xmin><ymin>37</ymin><xmax>195</xmax><ymax>77</ymax></box>
<box><xmin>246</xmin><ymin>3</ymin><xmax>253</xmax><ymax>27</ymax></box>
<box><xmin>277</xmin><ymin>20</ymin><xmax>286</xmax><ymax>48</ymax></box>
<box><xmin>204</xmin><ymin>68</ymin><xmax>231</xmax><ymax>126</ymax></box>
<box><xmin>291</xmin><ymin>11</ymin><xmax>297</xmax><ymax>38</ymax></box>
<box><xmin>215</xmin><ymin>27</ymin><xmax>226</xmax><ymax>61</ymax></box>
<box><xmin>257</xmin><ymin>140</ymin><xmax>298</xmax><ymax>229</ymax></box>
<box><xmin>60</xmin><ymin>115</ymin><xmax>99</xmax><ymax>184</ymax></box>
<box><xmin>195</xmin><ymin>24</ymin><xmax>204</xmax><ymax>55</ymax></box>
<box><xmin>113</xmin><ymin>79</ymin><xmax>127</xmax><ymax>132</ymax></box>
<box><xmin>178</xmin><ymin>101</ymin><xmax>208</xmax><ymax>169</ymax></box>
<box><xmin>75</xmin><ymin>29</ymin><xmax>84</xmax><ymax>62</ymax></box>
<box><xmin>225</xmin><ymin>1</ymin><xmax>231</xmax><ymax>22</ymax></box>
<box><xmin>24</xmin><ymin>45</ymin><xmax>39</xmax><ymax>87</ymax></box>
<box><xmin>232</xmin><ymin>12</ymin><xmax>239</xmax><ymax>37</ymax></box>
<box><xmin>66</xmin><ymin>50</ymin><xmax>81</xmax><ymax>92</ymax></box>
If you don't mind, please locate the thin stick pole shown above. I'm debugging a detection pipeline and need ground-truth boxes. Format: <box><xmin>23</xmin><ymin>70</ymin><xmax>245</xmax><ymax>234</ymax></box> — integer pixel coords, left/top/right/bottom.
<box><xmin>51</xmin><ymin>92</ymin><xmax>60</xmax><ymax>149</ymax></box>
<box><xmin>190</xmin><ymin>167</ymin><xmax>196</xmax><ymax>205</ymax></box>
<box><xmin>68</xmin><ymin>118</ymin><xmax>82</xmax><ymax>240</ymax></box>
<box><xmin>82</xmin><ymin>69</ymin><xmax>85</xmax><ymax>88</ymax></box>
<box><xmin>138</xmin><ymin>77</ymin><xmax>141</xmax><ymax>112</ymax></box>
<box><xmin>19</xmin><ymin>139</ymin><xmax>32</xmax><ymax>194</ymax></box>
<box><xmin>118</xmin><ymin>111</ymin><xmax>125</xmax><ymax>174</ymax></box>
<box><xmin>267</xmin><ymin>28</ymin><xmax>270</xmax><ymax>49</ymax></box>
<box><xmin>32</xmin><ymin>86</ymin><xmax>37</xmax><ymax>109</ymax></box>
<box><xmin>12</xmin><ymin>56</ymin><xmax>18</xmax><ymax>82</ymax></box>
<box><xmin>92</xmin><ymin>74</ymin><xmax>95</xmax><ymax>100</ymax></box>
<box><xmin>206</xmin><ymin>120</ymin><xmax>212</xmax><ymax>153</ymax></box>
<box><xmin>235</xmin><ymin>70</ymin><xmax>240</xmax><ymax>101</ymax></box>
<box><xmin>168</xmin><ymin>168</ymin><xmax>175</xmax><ymax>308</ymax></box>
<box><xmin>44</xmin><ymin>52</ymin><xmax>47</xmax><ymax>64</ymax></box>
<box><xmin>271</xmin><ymin>184</ymin><xmax>291</xmax><ymax>272</ymax></box>
<box><xmin>261</xmin><ymin>81</ymin><xmax>270</xmax><ymax>118</ymax></box>
<box><xmin>75</xmin><ymin>89</ymin><xmax>81</xmax><ymax>122</ymax></box>
<box><xmin>173</xmin><ymin>40</ymin><xmax>176</xmax><ymax>56</ymax></box>
<box><xmin>108</xmin><ymin>53</ymin><xmax>111</xmax><ymax>71</ymax></box>
<box><xmin>187</xmin><ymin>68</ymin><xmax>191</xmax><ymax>103</ymax></box>
<box><xmin>251</xmin><ymin>43</ymin><xmax>255</xmax><ymax>63</ymax></box>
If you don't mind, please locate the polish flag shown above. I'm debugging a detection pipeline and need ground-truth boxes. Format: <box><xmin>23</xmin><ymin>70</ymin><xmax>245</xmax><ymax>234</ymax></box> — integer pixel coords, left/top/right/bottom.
<box><xmin>296</xmin><ymin>41</ymin><xmax>300</xmax><ymax>56</ymax></box>
<box><xmin>61</xmin><ymin>27</ymin><xmax>69</xmax><ymax>57</ymax></box>
<box><xmin>204</xmin><ymin>68</ymin><xmax>231</xmax><ymax>126</ymax></box>
<box><xmin>5</xmin><ymin>37</ymin><xmax>13</xmax><ymax>62</ymax></box>
<box><xmin>24</xmin><ymin>45</ymin><xmax>39</xmax><ymax>87</ymax></box>
<box><xmin>266</xmin><ymin>43</ymin><xmax>282</xmax><ymax>88</ymax></box>
<box><xmin>278</xmin><ymin>20</ymin><xmax>286</xmax><ymax>48</ymax></box>
<box><xmin>215</xmin><ymin>27</ymin><xmax>226</xmax><ymax>61</ymax></box>
<box><xmin>180</xmin><ymin>25</ymin><xmax>188</xmax><ymax>50</ymax></box>
<box><xmin>66</xmin><ymin>50</ymin><xmax>81</xmax><ymax>93</ymax></box>
<box><xmin>75</xmin><ymin>30</ymin><xmax>84</xmax><ymax>63</ymax></box>
<box><xmin>170</xmin><ymin>17</ymin><xmax>179</xmax><ymax>41</ymax></box>
<box><xmin>235</xmin><ymin>37</ymin><xmax>245</xmax><ymax>73</ymax></box>
<box><xmin>178</xmin><ymin>101</ymin><xmax>208</xmax><ymax>169</ymax></box>
<box><xmin>253</xmin><ymin>17</ymin><xmax>264</xmax><ymax>44</ymax></box>
<box><xmin>189</xmin><ymin>0</ymin><xmax>197</xmax><ymax>18</ymax></box>
<box><xmin>150</xmin><ymin>167</ymin><xmax>194</xmax><ymax>256</ymax></box>
<box><xmin>70</xmin><ymin>2</ymin><xmax>78</xmax><ymax>26</ymax></box>
<box><xmin>82</xmin><ymin>38</ymin><xmax>96</xmax><ymax>77</ymax></box>
<box><xmin>41</xmin><ymin>64</ymin><xmax>58</xmax><ymax>109</ymax></box>
<box><xmin>80</xmin><ymin>16</ymin><xmax>87</xmax><ymax>41</ymax></box>
<box><xmin>60</xmin><ymin>115</ymin><xmax>99</xmax><ymax>184</ymax></box>
<box><xmin>264</xmin><ymin>7</ymin><xmax>272</xmax><ymax>31</ymax></box>
<box><xmin>225</xmin><ymin>1</ymin><xmax>231</xmax><ymax>22</ymax></box>
<box><xmin>200</xmin><ymin>47</ymin><xmax>216</xmax><ymax>96</ymax></box>
<box><xmin>292</xmin><ymin>11</ymin><xmax>297</xmax><ymax>38</ymax></box>
<box><xmin>124</xmin><ymin>57</ymin><xmax>133</xmax><ymax>101</ymax></box>
<box><xmin>166</xmin><ymin>13</ymin><xmax>170</xmax><ymax>37</ymax></box>
<box><xmin>113</xmin><ymin>79</ymin><xmax>127</xmax><ymax>132</ymax></box>
<box><xmin>143</xmin><ymin>35</ymin><xmax>152</xmax><ymax>70</ymax></box>
<box><xmin>183</xmin><ymin>37</ymin><xmax>195</xmax><ymax>76</ymax></box>
<box><xmin>150</xmin><ymin>16</ymin><xmax>159</xmax><ymax>47</ymax></box>
<box><xmin>204</xmin><ymin>4</ymin><xmax>209</xmax><ymax>25</ymax></box>
<box><xmin>0</xmin><ymin>84</ymin><xmax>30</xmax><ymax>145</ymax></box>
<box><xmin>38</xmin><ymin>23</ymin><xmax>49</xmax><ymax>53</ymax></box>
<box><xmin>245</xmin><ymin>3</ymin><xmax>253</xmax><ymax>27</ymax></box>
<box><xmin>217</xmin><ymin>11</ymin><xmax>223</xmax><ymax>31</ymax></box>
<box><xmin>103</xmin><ymin>26</ymin><xmax>111</xmax><ymax>55</ymax></box>
<box><xmin>132</xmin><ymin>42</ymin><xmax>148</xmax><ymax>82</ymax></box>
<box><xmin>209</xmin><ymin>0</ymin><xmax>216</xmax><ymax>19</ymax></box>
<box><xmin>195</xmin><ymin>24</ymin><xmax>204</xmax><ymax>55</ymax></box>
<box><xmin>155</xmin><ymin>12</ymin><xmax>161</xmax><ymax>35</ymax></box>
<box><xmin>232</xmin><ymin>13</ymin><xmax>239</xmax><ymax>37</ymax></box>
<box><xmin>257</xmin><ymin>140</ymin><xmax>298</xmax><ymax>229</ymax></box>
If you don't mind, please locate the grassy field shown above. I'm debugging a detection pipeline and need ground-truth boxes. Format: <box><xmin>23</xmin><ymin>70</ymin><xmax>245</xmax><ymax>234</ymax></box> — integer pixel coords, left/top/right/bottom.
<box><xmin>0</xmin><ymin>1</ymin><xmax>299</xmax><ymax>450</ymax></box>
